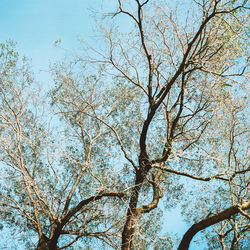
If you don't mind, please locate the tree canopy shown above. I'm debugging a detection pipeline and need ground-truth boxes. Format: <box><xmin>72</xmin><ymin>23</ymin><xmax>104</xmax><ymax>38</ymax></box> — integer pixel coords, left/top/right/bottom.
<box><xmin>0</xmin><ymin>0</ymin><xmax>249</xmax><ymax>249</ymax></box>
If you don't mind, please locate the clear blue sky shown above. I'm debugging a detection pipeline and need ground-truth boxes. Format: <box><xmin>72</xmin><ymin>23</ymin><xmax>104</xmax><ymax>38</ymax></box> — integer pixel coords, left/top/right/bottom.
<box><xmin>0</xmin><ymin>1</ymin><xmax>203</xmax><ymax>249</ymax></box>
<box><xmin>0</xmin><ymin>0</ymin><xmax>114</xmax><ymax>84</ymax></box>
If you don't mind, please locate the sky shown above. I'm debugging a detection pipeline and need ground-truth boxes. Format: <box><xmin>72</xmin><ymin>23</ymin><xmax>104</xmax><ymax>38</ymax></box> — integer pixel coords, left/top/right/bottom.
<box><xmin>0</xmin><ymin>1</ymin><xmax>203</xmax><ymax>249</ymax></box>
<box><xmin>0</xmin><ymin>0</ymin><xmax>101</xmax><ymax>87</ymax></box>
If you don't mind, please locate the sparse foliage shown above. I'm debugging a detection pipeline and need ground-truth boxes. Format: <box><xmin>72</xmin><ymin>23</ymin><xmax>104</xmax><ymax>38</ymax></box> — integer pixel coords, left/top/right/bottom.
<box><xmin>0</xmin><ymin>0</ymin><xmax>249</xmax><ymax>249</ymax></box>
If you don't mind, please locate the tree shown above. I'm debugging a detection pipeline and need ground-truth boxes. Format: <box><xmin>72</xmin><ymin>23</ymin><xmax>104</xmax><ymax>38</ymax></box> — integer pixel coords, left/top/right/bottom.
<box><xmin>0</xmin><ymin>0</ymin><xmax>249</xmax><ymax>249</ymax></box>
<box><xmin>0</xmin><ymin>42</ymin><xmax>123</xmax><ymax>249</ymax></box>
<box><xmin>178</xmin><ymin>93</ymin><xmax>249</xmax><ymax>249</ymax></box>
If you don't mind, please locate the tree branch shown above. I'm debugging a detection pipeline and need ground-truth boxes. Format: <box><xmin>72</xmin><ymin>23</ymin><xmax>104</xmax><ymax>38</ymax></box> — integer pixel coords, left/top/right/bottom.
<box><xmin>178</xmin><ymin>200</ymin><xmax>250</xmax><ymax>250</ymax></box>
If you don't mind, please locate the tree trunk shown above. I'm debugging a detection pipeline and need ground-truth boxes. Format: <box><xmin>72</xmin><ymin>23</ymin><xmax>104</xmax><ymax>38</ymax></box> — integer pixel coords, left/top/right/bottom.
<box><xmin>36</xmin><ymin>234</ymin><xmax>50</xmax><ymax>250</ymax></box>
<box><xmin>121</xmin><ymin>171</ymin><xmax>144</xmax><ymax>250</ymax></box>
<box><xmin>36</xmin><ymin>234</ymin><xmax>59</xmax><ymax>250</ymax></box>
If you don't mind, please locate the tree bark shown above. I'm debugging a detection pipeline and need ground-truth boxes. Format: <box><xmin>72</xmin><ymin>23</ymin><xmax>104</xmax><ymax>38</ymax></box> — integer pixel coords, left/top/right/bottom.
<box><xmin>36</xmin><ymin>234</ymin><xmax>50</xmax><ymax>250</ymax></box>
<box><xmin>178</xmin><ymin>200</ymin><xmax>250</xmax><ymax>250</ymax></box>
<box><xmin>121</xmin><ymin>170</ymin><xmax>144</xmax><ymax>250</ymax></box>
<box><xmin>36</xmin><ymin>237</ymin><xmax>60</xmax><ymax>250</ymax></box>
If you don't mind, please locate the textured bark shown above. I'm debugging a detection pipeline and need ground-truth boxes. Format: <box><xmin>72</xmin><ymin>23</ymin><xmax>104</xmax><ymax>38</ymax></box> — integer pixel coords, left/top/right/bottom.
<box><xmin>121</xmin><ymin>170</ymin><xmax>144</xmax><ymax>250</ymax></box>
<box><xmin>121</xmin><ymin>166</ymin><xmax>163</xmax><ymax>249</ymax></box>
<box><xmin>36</xmin><ymin>235</ymin><xmax>50</xmax><ymax>250</ymax></box>
<box><xmin>178</xmin><ymin>200</ymin><xmax>250</xmax><ymax>250</ymax></box>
